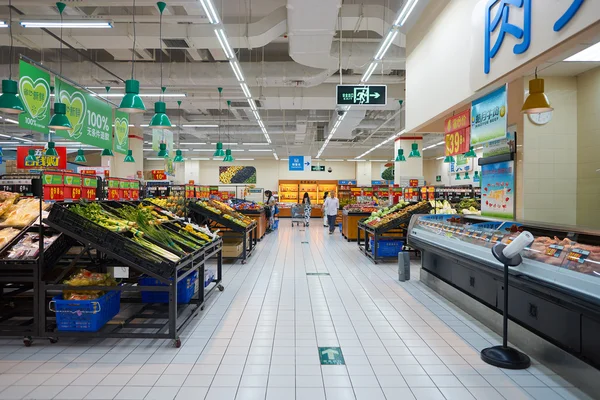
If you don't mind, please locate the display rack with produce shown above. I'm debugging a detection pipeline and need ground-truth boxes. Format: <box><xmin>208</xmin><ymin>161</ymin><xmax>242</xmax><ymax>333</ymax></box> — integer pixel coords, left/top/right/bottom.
<box><xmin>188</xmin><ymin>199</ymin><xmax>257</xmax><ymax>263</ymax></box>
<box><xmin>231</xmin><ymin>199</ymin><xmax>268</xmax><ymax>240</ymax></box>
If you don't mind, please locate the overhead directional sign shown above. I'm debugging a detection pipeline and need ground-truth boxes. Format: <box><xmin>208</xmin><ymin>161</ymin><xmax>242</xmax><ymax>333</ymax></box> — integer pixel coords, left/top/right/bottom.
<box><xmin>311</xmin><ymin>165</ymin><xmax>325</xmax><ymax>172</ymax></box>
<box><xmin>336</xmin><ymin>85</ymin><xmax>387</xmax><ymax>106</ymax></box>
<box><xmin>289</xmin><ymin>156</ymin><xmax>312</xmax><ymax>172</ymax></box>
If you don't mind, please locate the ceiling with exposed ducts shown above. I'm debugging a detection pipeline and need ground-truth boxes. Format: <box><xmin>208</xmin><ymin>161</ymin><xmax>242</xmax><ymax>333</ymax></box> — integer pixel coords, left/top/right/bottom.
<box><xmin>0</xmin><ymin>0</ymin><xmax>430</xmax><ymax>160</ymax></box>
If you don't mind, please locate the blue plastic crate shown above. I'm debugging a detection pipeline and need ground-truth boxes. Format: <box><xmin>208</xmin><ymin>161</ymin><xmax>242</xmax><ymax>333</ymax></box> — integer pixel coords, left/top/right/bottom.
<box><xmin>370</xmin><ymin>239</ymin><xmax>404</xmax><ymax>258</ymax></box>
<box><xmin>273</xmin><ymin>219</ymin><xmax>279</xmax><ymax>230</ymax></box>
<box><xmin>139</xmin><ymin>270</ymin><xmax>198</xmax><ymax>304</ymax></box>
<box><xmin>339</xmin><ymin>223</ymin><xmax>342</xmax><ymax>232</ymax></box>
<box><xmin>52</xmin><ymin>290</ymin><xmax>121</xmax><ymax>332</ymax></box>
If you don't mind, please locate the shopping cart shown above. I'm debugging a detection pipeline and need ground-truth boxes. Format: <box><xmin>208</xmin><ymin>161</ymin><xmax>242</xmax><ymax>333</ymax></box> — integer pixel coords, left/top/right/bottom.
<box><xmin>291</xmin><ymin>203</ymin><xmax>305</xmax><ymax>227</ymax></box>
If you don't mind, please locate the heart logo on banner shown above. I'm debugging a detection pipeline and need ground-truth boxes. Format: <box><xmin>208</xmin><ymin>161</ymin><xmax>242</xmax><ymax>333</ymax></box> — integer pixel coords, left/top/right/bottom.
<box><xmin>18</xmin><ymin>77</ymin><xmax>50</xmax><ymax>120</ymax></box>
<box><xmin>60</xmin><ymin>90</ymin><xmax>87</xmax><ymax>139</ymax></box>
<box><xmin>64</xmin><ymin>175</ymin><xmax>73</xmax><ymax>185</ymax></box>
<box><xmin>114</xmin><ymin>117</ymin><xmax>129</xmax><ymax>146</ymax></box>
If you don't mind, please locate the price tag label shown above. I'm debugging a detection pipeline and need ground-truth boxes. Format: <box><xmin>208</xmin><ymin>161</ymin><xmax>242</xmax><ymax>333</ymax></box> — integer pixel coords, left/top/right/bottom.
<box><xmin>567</xmin><ymin>248</ymin><xmax>590</xmax><ymax>264</ymax></box>
<box><xmin>71</xmin><ymin>186</ymin><xmax>82</xmax><ymax>200</ymax></box>
<box><xmin>545</xmin><ymin>244</ymin><xmax>564</xmax><ymax>258</ymax></box>
<box><xmin>108</xmin><ymin>188</ymin><xmax>120</xmax><ymax>200</ymax></box>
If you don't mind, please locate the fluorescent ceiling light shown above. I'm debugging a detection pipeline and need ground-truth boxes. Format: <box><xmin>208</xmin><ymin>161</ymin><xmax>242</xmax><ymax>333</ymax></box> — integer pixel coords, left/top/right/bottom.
<box><xmin>3</xmin><ymin>118</ymin><xmax>18</xmax><ymax>124</ymax></box>
<box><xmin>0</xmin><ymin>134</ymin><xmax>10</xmax><ymax>138</ymax></box>
<box><xmin>236</xmin><ymin>158</ymin><xmax>255</xmax><ymax>161</ymax></box>
<box><xmin>361</xmin><ymin>62</ymin><xmax>378</xmax><ymax>83</ymax></box>
<box><xmin>436</xmin><ymin>156</ymin><xmax>444</xmax><ymax>160</ymax></box>
<box><xmin>370</xmin><ymin>159</ymin><xmax>390</xmax><ymax>162</ymax></box>
<box><xmin>199</xmin><ymin>0</ymin><xmax>220</xmax><ymax>24</ymax></box>
<box><xmin>248</xmin><ymin>149</ymin><xmax>273</xmax><ymax>152</ymax></box>
<box><xmin>325</xmin><ymin>159</ymin><xmax>345</xmax><ymax>162</ymax></box>
<box><xmin>273</xmin><ymin>153</ymin><xmax>279</xmax><ymax>160</ymax></box>
<box><xmin>436</xmin><ymin>141</ymin><xmax>445</xmax><ymax>145</ymax></box>
<box><xmin>211</xmin><ymin>142</ymin><xmax>237</xmax><ymax>145</ymax></box>
<box><xmin>248</xmin><ymin>99</ymin><xmax>257</xmax><ymax>111</ymax></box>
<box><xmin>191</xmin><ymin>157</ymin><xmax>210</xmax><ymax>160</ymax></box>
<box><xmin>20</xmin><ymin>20</ymin><xmax>113</xmax><ymax>28</ymax></box>
<box><xmin>394</xmin><ymin>0</ymin><xmax>419</xmax><ymax>26</ymax></box>
<box><xmin>215</xmin><ymin>28</ymin><xmax>234</xmax><ymax>59</ymax></box>
<box><xmin>229</xmin><ymin>61</ymin><xmax>244</xmax><ymax>82</ymax></box>
<box><xmin>241</xmin><ymin>83</ymin><xmax>252</xmax><ymax>98</ymax></box>
<box><xmin>475</xmin><ymin>146</ymin><xmax>484</xmax><ymax>150</ymax></box>
<box><xmin>13</xmin><ymin>137</ymin><xmax>32</xmax><ymax>142</ymax></box>
<box><xmin>183</xmin><ymin>124</ymin><xmax>217</xmax><ymax>128</ymax></box>
<box><xmin>564</xmin><ymin>41</ymin><xmax>600</xmax><ymax>61</ymax></box>
<box><xmin>346</xmin><ymin>159</ymin><xmax>366</xmax><ymax>162</ymax></box>
<box><xmin>243</xmin><ymin>142</ymin><xmax>268</xmax><ymax>145</ymax></box>
<box><xmin>96</xmin><ymin>93</ymin><xmax>185</xmax><ymax>98</ymax></box>
<box><xmin>146</xmin><ymin>157</ymin><xmax>165</xmax><ymax>160</ymax></box>
<box><xmin>375</xmin><ymin>30</ymin><xmax>399</xmax><ymax>60</ymax></box>
<box><xmin>180</xmin><ymin>142</ymin><xmax>206</xmax><ymax>145</ymax></box>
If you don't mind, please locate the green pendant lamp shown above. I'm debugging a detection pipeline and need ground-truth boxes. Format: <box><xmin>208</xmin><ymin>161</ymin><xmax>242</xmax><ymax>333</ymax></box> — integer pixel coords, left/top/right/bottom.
<box><xmin>395</xmin><ymin>149</ymin><xmax>406</xmax><ymax>162</ymax></box>
<box><xmin>101</xmin><ymin>148</ymin><xmax>114</xmax><ymax>156</ymax></box>
<box><xmin>74</xmin><ymin>148</ymin><xmax>86</xmax><ymax>163</ymax></box>
<box><xmin>223</xmin><ymin>100</ymin><xmax>234</xmax><ymax>162</ymax></box>
<box><xmin>24</xmin><ymin>149</ymin><xmax>36</xmax><ymax>163</ymax></box>
<box><xmin>464</xmin><ymin>146</ymin><xmax>477</xmax><ymax>158</ymax></box>
<box><xmin>149</xmin><ymin>98</ymin><xmax>172</xmax><ymax>129</ymax></box>
<box><xmin>157</xmin><ymin>142</ymin><xmax>169</xmax><ymax>158</ymax></box>
<box><xmin>408</xmin><ymin>142</ymin><xmax>421</xmax><ymax>158</ymax></box>
<box><xmin>0</xmin><ymin>0</ymin><xmax>24</xmax><ymax>114</ymax></box>
<box><xmin>464</xmin><ymin>171</ymin><xmax>470</xmax><ymax>179</ymax></box>
<box><xmin>45</xmin><ymin>141</ymin><xmax>58</xmax><ymax>157</ymax></box>
<box><xmin>173</xmin><ymin>149</ymin><xmax>184</xmax><ymax>163</ymax></box>
<box><xmin>443</xmin><ymin>155</ymin><xmax>455</xmax><ymax>163</ymax></box>
<box><xmin>48</xmin><ymin>3</ymin><xmax>72</xmax><ymax>131</ymax></box>
<box><xmin>118</xmin><ymin>0</ymin><xmax>145</xmax><ymax>113</ymax></box>
<box><xmin>124</xmin><ymin>149</ymin><xmax>135</xmax><ymax>162</ymax></box>
<box><xmin>474</xmin><ymin>171</ymin><xmax>480</xmax><ymax>182</ymax></box>
<box><xmin>214</xmin><ymin>87</ymin><xmax>224</xmax><ymax>157</ymax></box>
<box><xmin>455</xmin><ymin>173</ymin><xmax>461</xmax><ymax>180</ymax></box>
<box><xmin>173</xmin><ymin>100</ymin><xmax>184</xmax><ymax>163</ymax></box>
<box><xmin>223</xmin><ymin>148</ymin><xmax>234</xmax><ymax>162</ymax></box>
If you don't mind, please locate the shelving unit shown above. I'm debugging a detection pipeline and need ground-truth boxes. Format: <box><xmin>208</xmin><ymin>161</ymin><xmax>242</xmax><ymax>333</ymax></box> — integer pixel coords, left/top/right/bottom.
<box><xmin>278</xmin><ymin>182</ymin><xmax>299</xmax><ymax>203</ymax></box>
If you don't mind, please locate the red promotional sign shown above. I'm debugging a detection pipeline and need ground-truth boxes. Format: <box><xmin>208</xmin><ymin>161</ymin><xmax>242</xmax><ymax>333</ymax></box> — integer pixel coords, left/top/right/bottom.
<box><xmin>17</xmin><ymin>146</ymin><xmax>67</xmax><ymax>170</ymax></box>
<box><xmin>152</xmin><ymin>170</ymin><xmax>166</xmax><ymax>180</ymax></box>
<box><xmin>409</xmin><ymin>179</ymin><xmax>419</xmax><ymax>187</ymax></box>
<box><xmin>444</xmin><ymin>109</ymin><xmax>471</xmax><ymax>156</ymax></box>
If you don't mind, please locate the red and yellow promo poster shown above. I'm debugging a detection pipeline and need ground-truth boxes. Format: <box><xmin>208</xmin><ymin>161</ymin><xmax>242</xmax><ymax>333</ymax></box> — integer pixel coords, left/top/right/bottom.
<box><xmin>17</xmin><ymin>146</ymin><xmax>67</xmax><ymax>169</ymax></box>
<box><xmin>444</xmin><ymin>109</ymin><xmax>471</xmax><ymax>156</ymax></box>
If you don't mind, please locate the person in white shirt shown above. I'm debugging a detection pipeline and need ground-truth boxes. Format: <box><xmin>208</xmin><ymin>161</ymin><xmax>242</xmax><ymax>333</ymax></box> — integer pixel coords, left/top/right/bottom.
<box><xmin>323</xmin><ymin>192</ymin><xmax>339</xmax><ymax>234</ymax></box>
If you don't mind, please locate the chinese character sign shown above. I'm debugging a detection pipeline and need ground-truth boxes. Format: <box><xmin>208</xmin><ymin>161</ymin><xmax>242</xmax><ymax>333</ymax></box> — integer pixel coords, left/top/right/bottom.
<box><xmin>444</xmin><ymin>109</ymin><xmax>471</xmax><ymax>156</ymax></box>
<box><xmin>17</xmin><ymin>146</ymin><xmax>67</xmax><ymax>170</ymax></box>
<box><xmin>470</xmin><ymin>85</ymin><xmax>507</xmax><ymax>145</ymax></box>
<box><xmin>484</xmin><ymin>0</ymin><xmax>531</xmax><ymax>75</ymax></box>
<box><xmin>18</xmin><ymin>61</ymin><xmax>51</xmax><ymax>134</ymax></box>
<box><xmin>54</xmin><ymin>79</ymin><xmax>113</xmax><ymax>150</ymax></box>
<box><xmin>289</xmin><ymin>156</ymin><xmax>311</xmax><ymax>172</ymax></box>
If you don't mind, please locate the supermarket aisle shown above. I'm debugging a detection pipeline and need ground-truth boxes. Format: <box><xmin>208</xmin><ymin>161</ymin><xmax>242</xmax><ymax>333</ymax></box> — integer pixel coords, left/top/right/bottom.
<box><xmin>0</xmin><ymin>222</ymin><xmax>591</xmax><ymax>400</ymax></box>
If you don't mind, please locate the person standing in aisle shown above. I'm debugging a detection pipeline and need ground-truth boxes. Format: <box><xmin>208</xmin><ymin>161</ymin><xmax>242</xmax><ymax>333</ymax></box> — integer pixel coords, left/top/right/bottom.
<box><xmin>323</xmin><ymin>192</ymin><xmax>339</xmax><ymax>235</ymax></box>
<box><xmin>265</xmin><ymin>190</ymin><xmax>276</xmax><ymax>233</ymax></box>
<box><xmin>302</xmin><ymin>192</ymin><xmax>312</xmax><ymax>227</ymax></box>
<box><xmin>322</xmin><ymin>191</ymin><xmax>329</xmax><ymax>227</ymax></box>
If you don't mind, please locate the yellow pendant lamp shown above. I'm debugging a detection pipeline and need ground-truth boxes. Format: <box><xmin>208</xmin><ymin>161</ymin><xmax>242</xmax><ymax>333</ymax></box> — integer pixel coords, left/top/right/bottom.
<box><xmin>522</xmin><ymin>68</ymin><xmax>553</xmax><ymax>114</ymax></box>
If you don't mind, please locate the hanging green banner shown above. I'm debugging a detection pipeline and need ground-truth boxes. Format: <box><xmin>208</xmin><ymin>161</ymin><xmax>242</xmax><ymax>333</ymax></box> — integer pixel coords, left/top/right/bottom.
<box><xmin>54</xmin><ymin>78</ymin><xmax>113</xmax><ymax>149</ymax></box>
<box><xmin>152</xmin><ymin>129</ymin><xmax>173</xmax><ymax>153</ymax></box>
<box><xmin>18</xmin><ymin>61</ymin><xmax>51</xmax><ymax>134</ymax></box>
<box><xmin>113</xmin><ymin>110</ymin><xmax>129</xmax><ymax>155</ymax></box>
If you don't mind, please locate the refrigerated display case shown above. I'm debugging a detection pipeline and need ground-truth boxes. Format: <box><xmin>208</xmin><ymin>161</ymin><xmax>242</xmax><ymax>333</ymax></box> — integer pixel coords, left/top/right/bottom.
<box><xmin>407</xmin><ymin>214</ymin><xmax>600</xmax><ymax>368</ymax></box>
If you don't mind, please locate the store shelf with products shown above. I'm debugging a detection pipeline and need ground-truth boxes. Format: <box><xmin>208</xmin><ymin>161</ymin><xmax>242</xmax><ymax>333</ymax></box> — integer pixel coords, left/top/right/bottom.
<box><xmin>317</xmin><ymin>182</ymin><xmax>337</xmax><ymax>204</ymax></box>
<box><xmin>357</xmin><ymin>201</ymin><xmax>432</xmax><ymax>263</ymax></box>
<box><xmin>39</xmin><ymin>199</ymin><xmax>223</xmax><ymax>347</ymax></box>
<box><xmin>278</xmin><ymin>181</ymin><xmax>299</xmax><ymax>204</ymax></box>
<box><xmin>342</xmin><ymin>203</ymin><xmax>379</xmax><ymax>242</ymax></box>
<box><xmin>231</xmin><ymin>199</ymin><xmax>268</xmax><ymax>241</ymax></box>
<box><xmin>408</xmin><ymin>214</ymin><xmax>600</xmax><ymax>369</ymax></box>
<box><xmin>188</xmin><ymin>200</ymin><xmax>257</xmax><ymax>263</ymax></box>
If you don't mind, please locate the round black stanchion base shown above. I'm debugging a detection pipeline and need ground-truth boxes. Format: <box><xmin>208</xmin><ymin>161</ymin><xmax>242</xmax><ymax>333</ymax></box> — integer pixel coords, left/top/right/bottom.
<box><xmin>481</xmin><ymin>346</ymin><xmax>531</xmax><ymax>369</ymax></box>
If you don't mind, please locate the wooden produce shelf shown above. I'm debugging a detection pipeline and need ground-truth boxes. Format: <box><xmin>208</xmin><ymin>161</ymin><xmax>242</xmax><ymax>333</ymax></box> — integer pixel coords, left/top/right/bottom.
<box><xmin>240</xmin><ymin>209</ymin><xmax>267</xmax><ymax>240</ymax></box>
<box><xmin>342</xmin><ymin>211</ymin><xmax>372</xmax><ymax>242</ymax></box>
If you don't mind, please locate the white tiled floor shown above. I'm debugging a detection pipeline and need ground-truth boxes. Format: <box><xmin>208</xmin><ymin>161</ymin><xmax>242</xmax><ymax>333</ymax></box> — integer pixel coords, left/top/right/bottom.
<box><xmin>0</xmin><ymin>223</ymin><xmax>593</xmax><ymax>399</ymax></box>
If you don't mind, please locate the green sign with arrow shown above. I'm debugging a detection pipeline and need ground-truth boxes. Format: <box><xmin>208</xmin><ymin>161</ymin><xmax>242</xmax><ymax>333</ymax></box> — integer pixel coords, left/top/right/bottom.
<box><xmin>18</xmin><ymin>60</ymin><xmax>51</xmax><ymax>134</ymax></box>
<box><xmin>319</xmin><ymin>347</ymin><xmax>345</xmax><ymax>365</ymax></box>
<box><xmin>55</xmin><ymin>78</ymin><xmax>113</xmax><ymax>149</ymax></box>
<box><xmin>336</xmin><ymin>85</ymin><xmax>387</xmax><ymax>106</ymax></box>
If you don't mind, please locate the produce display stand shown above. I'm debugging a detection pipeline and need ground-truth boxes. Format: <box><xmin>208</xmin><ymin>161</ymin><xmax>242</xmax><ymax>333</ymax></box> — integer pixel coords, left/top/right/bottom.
<box><xmin>342</xmin><ymin>211</ymin><xmax>372</xmax><ymax>242</ymax></box>
<box><xmin>40</xmin><ymin>201</ymin><xmax>224</xmax><ymax>347</ymax></box>
<box><xmin>357</xmin><ymin>202</ymin><xmax>432</xmax><ymax>264</ymax></box>
<box><xmin>188</xmin><ymin>201</ymin><xmax>257</xmax><ymax>264</ymax></box>
<box><xmin>238</xmin><ymin>209</ymin><xmax>267</xmax><ymax>241</ymax></box>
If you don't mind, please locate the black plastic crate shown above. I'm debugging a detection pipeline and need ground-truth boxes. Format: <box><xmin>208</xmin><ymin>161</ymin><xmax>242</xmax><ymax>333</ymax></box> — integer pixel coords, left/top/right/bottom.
<box><xmin>46</xmin><ymin>203</ymin><xmax>177</xmax><ymax>279</ymax></box>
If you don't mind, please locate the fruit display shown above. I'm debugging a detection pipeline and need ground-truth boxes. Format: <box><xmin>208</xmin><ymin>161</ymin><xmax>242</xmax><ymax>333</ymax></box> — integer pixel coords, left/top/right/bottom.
<box><xmin>457</xmin><ymin>198</ymin><xmax>481</xmax><ymax>215</ymax></box>
<box><xmin>231</xmin><ymin>199</ymin><xmax>263</xmax><ymax>211</ymax></box>
<box><xmin>430</xmin><ymin>200</ymin><xmax>457</xmax><ymax>215</ymax></box>
<box><xmin>147</xmin><ymin>196</ymin><xmax>186</xmax><ymax>217</ymax></box>
<box><xmin>194</xmin><ymin>200</ymin><xmax>253</xmax><ymax>228</ymax></box>
<box><xmin>343</xmin><ymin>203</ymin><xmax>379</xmax><ymax>214</ymax></box>
<box><xmin>63</xmin><ymin>269</ymin><xmax>118</xmax><ymax>300</ymax></box>
<box><xmin>219</xmin><ymin>166</ymin><xmax>257</xmax><ymax>184</ymax></box>
<box><xmin>364</xmin><ymin>201</ymin><xmax>430</xmax><ymax>229</ymax></box>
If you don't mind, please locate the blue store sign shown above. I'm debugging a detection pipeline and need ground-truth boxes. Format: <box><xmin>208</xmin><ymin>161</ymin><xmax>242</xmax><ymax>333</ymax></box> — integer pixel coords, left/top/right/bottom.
<box><xmin>289</xmin><ymin>156</ymin><xmax>311</xmax><ymax>172</ymax></box>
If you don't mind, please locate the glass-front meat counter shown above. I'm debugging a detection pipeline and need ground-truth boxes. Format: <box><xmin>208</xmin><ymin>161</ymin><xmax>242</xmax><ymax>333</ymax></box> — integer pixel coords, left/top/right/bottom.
<box><xmin>407</xmin><ymin>214</ymin><xmax>600</xmax><ymax>368</ymax></box>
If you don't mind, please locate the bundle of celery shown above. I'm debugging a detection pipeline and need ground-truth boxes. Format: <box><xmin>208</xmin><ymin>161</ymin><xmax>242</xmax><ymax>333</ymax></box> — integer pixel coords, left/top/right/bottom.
<box><xmin>71</xmin><ymin>203</ymin><xmax>180</xmax><ymax>262</ymax></box>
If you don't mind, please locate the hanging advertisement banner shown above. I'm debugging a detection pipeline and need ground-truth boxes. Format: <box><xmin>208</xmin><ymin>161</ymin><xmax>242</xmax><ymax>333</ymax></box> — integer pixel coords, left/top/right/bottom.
<box><xmin>450</xmin><ymin>154</ymin><xmax>474</xmax><ymax>173</ymax></box>
<box><xmin>113</xmin><ymin>110</ymin><xmax>129</xmax><ymax>155</ymax></box>
<box><xmin>481</xmin><ymin>160</ymin><xmax>515</xmax><ymax>219</ymax></box>
<box><xmin>152</xmin><ymin>129</ymin><xmax>173</xmax><ymax>153</ymax></box>
<box><xmin>18</xmin><ymin>61</ymin><xmax>51</xmax><ymax>134</ymax></box>
<box><xmin>470</xmin><ymin>85</ymin><xmax>507</xmax><ymax>146</ymax></box>
<box><xmin>17</xmin><ymin>146</ymin><xmax>67</xmax><ymax>170</ymax></box>
<box><xmin>444</xmin><ymin>109</ymin><xmax>471</xmax><ymax>156</ymax></box>
<box><xmin>483</xmin><ymin>126</ymin><xmax>517</xmax><ymax>158</ymax></box>
<box><xmin>54</xmin><ymin>79</ymin><xmax>113</xmax><ymax>149</ymax></box>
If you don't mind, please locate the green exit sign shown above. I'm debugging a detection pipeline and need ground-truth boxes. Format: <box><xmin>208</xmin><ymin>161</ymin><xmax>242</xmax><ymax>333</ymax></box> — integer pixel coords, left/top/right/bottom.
<box><xmin>336</xmin><ymin>85</ymin><xmax>387</xmax><ymax>106</ymax></box>
<box><xmin>312</xmin><ymin>166</ymin><xmax>325</xmax><ymax>172</ymax></box>
<box><xmin>436</xmin><ymin>175</ymin><xmax>442</xmax><ymax>182</ymax></box>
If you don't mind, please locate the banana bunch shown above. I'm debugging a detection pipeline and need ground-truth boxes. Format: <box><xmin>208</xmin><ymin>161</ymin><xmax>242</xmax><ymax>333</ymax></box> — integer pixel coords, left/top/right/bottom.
<box><xmin>184</xmin><ymin>224</ymin><xmax>212</xmax><ymax>241</ymax></box>
<box><xmin>219</xmin><ymin>166</ymin><xmax>244</xmax><ymax>184</ymax></box>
